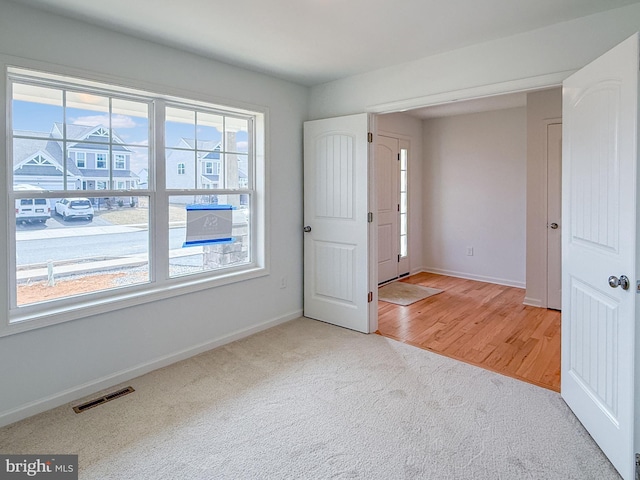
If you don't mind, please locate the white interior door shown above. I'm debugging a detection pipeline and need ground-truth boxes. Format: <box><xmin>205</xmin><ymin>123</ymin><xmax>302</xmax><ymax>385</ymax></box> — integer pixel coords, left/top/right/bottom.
<box><xmin>303</xmin><ymin>114</ymin><xmax>371</xmax><ymax>333</ymax></box>
<box><xmin>547</xmin><ymin>123</ymin><xmax>562</xmax><ymax>310</ymax></box>
<box><xmin>562</xmin><ymin>34</ymin><xmax>638</xmax><ymax>480</ymax></box>
<box><xmin>377</xmin><ymin>134</ymin><xmax>399</xmax><ymax>284</ymax></box>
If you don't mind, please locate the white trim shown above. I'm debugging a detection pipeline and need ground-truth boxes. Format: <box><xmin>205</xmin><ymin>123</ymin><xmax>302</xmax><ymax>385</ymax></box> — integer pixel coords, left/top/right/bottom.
<box><xmin>524</xmin><ymin>296</ymin><xmax>544</xmax><ymax>307</ymax></box>
<box><xmin>14</xmin><ymin>149</ymin><xmax>63</xmax><ymax>172</ymax></box>
<box><xmin>3</xmin><ymin>60</ymin><xmax>270</xmax><ymax>337</ymax></box>
<box><xmin>0</xmin><ymin>310</ymin><xmax>302</xmax><ymax>428</ymax></box>
<box><xmin>422</xmin><ymin>267</ymin><xmax>526</xmax><ymax>289</ymax></box>
<box><xmin>95</xmin><ymin>152</ymin><xmax>108</xmax><ymax>169</ymax></box>
<box><xmin>367</xmin><ymin>70</ymin><xmax>573</xmax><ymax>114</ymax></box>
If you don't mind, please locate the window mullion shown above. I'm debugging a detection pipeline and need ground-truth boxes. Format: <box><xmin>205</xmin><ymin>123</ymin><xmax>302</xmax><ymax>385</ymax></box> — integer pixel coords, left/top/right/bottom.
<box><xmin>153</xmin><ymin>99</ymin><xmax>169</xmax><ymax>283</ymax></box>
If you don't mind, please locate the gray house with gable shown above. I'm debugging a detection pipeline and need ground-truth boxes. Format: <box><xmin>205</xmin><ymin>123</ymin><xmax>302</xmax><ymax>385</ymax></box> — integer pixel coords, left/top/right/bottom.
<box><xmin>13</xmin><ymin>123</ymin><xmax>139</xmax><ymax>191</ymax></box>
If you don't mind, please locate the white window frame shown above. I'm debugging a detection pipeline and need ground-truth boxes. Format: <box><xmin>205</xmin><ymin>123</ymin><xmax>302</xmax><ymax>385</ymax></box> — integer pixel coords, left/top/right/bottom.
<box><xmin>96</xmin><ymin>153</ymin><xmax>107</xmax><ymax>169</ymax></box>
<box><xmin>3</xmin><ymin>64</ymin><xmax>268</xmax><ymax>337</ymax></box>
<box><xmin>114</xmin><ymin>153</ymin><xmax>126</xmax><ymax>170</ymax></box>
<box><xmin>177</xmin><ymin>162</ymin><xmax>185</xmax><ymax>175</ymax></box>
<box><xmin>204</xmin><ymin>161</ymin><xmax>213</xmax><ymax>175</ymax></box>
<box><xmin>76</xmin><ymin>151</ymin><xmax>86</xmax><ymax>168</ymax></box>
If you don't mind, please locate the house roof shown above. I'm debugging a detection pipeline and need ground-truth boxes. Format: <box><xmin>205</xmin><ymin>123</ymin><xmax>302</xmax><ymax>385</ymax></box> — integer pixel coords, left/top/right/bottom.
<box><xmin>13</xmin><ymin>124</ymin><xmax>135</xmax><ymax>179</ymax></box>
<box><xmin>13</xmin><ymin>133</ymin><xmax>82</xmax><ymax>176</ymax></box>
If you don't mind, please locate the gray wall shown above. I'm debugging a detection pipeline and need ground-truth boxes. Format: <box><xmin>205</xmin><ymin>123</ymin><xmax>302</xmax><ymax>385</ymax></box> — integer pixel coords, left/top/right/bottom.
<box><xmin>422</xmin><ymin>108</ymin><xmax>527</xmax><ymax>287</ymax></box>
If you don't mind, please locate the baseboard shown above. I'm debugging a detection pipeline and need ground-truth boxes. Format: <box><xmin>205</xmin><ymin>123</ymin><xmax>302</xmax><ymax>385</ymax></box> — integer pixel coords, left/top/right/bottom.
<box><xmin>421</xmin><ymin>268</ymin><xmax>526</xmax><ymax>289</ymax></box>
<box><xmin>523</xmin><ymin>297</ymin><xmax>544</xmax><ymax>308</ymax></box>
<box><xmin>0</xmin><ymin>309</ymin><xmax>303</xmax><ymax>428</ymax></box>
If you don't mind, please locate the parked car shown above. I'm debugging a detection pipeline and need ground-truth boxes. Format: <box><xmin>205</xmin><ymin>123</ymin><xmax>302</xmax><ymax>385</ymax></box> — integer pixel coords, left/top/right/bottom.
<box><xmin>14</xmin><ymin>184</ymin><xmax>51</xmax><ymax>224</ymax></box>
<box><xmin>55</xmin><ymin>198</ymin><xmax>94</xmax><ymax>221</ymax></box>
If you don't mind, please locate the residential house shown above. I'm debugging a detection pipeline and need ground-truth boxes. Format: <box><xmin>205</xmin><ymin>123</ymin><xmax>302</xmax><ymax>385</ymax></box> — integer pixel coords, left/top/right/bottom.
<box><xmin>13</xmin><ymin>123</ymin><xmax>139</xmax><ymax>191</ymax></box>
<box><xmin>166</xmin><ymin>139</ymin><xmax>248</xmax><ymax>204</ymax></box>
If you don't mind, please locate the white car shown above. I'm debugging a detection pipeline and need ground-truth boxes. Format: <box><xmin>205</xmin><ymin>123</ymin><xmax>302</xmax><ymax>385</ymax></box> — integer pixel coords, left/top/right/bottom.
<box><xmin>14</xmin><ymin>184</ymin><xmax>51</xmax><ymax>224</ymax></box>
<box><xmin>55</xmin><ymin>198</ymin><xmax>94</xmax><ymax>221</ymax></box>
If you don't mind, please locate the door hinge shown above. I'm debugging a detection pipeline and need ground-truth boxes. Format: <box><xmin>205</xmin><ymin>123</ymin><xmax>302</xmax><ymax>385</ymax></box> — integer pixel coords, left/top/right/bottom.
<box><xmin>368</xmin><ymin>212</ymin><xmax>373</xmax><ymax>223</ymax></box>
<box><xmin>368</xmin><ymin>291</ymin><xmax>373</xmax><ymax>303</ymax></box>
<box><xmin>397</xmin><ymin>153</ymin><xmax>400</xmax><ymax>161</ymax></box>
<box><xmin>635</xmin><ymin>453</ymin><xmax>640</xmax><ymax>479</ymax></box>
<box><xmin>368</xmin><ymin>132</ymin><xmax>373</xmax><ymax>143</ymax></box>
<box><xmin>636</xmin><ymin>281</ymin><xmax>640</xmax><ymax>294</ymax></box>
<box><xmin>398</xmin><ymin>254</ymin><xmax>401</xmax><ymax>263</ymax></box>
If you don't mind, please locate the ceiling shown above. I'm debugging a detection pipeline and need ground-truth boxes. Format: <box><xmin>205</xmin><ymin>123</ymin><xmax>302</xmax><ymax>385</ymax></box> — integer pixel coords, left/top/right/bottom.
<box><xmin>10</xmin><ymin>0</ymin><xmax>640</xmax><ymax>87</ymax></box>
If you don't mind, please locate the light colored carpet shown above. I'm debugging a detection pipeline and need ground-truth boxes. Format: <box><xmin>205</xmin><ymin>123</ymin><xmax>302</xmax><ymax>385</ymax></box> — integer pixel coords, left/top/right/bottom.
<box><xmin>379</xmin><ymin>281</ymin><xmax>443</xmax><ymax>305</ymax></box>
<box><xmin>0</xmin><ymin>318</ymin><xmax>620</xmax><ymax>479</ymax></box>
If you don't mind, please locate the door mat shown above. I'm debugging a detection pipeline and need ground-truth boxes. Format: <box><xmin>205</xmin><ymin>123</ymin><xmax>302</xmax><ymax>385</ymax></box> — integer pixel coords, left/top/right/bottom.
<box><xmin>378</xmin><ymin>282</ymin><xmax>443</xmax><ymax>306</ymax></box>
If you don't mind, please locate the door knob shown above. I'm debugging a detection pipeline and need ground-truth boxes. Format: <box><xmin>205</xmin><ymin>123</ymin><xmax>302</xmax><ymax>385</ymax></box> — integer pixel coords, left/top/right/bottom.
<box><xmin>303</xmin><ymin>226</ymin><xmax>312</xmax><ymax>233</ymax></box>
<box><xmin>608</xmin><ymin>275</ymin><xmax>630</xmax><ymax>290</ymax></box>
<box><xmin>550</xmin><ymin>223</ymin><xmax>559</xmax><ymax>229</ymax></box>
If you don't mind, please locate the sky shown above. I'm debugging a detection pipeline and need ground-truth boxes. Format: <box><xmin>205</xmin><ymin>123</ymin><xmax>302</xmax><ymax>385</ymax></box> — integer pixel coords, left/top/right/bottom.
<box><xmin>12</xmin><ymin>97</ymin><xmax>249</xmax><ymax>175</ymax></box>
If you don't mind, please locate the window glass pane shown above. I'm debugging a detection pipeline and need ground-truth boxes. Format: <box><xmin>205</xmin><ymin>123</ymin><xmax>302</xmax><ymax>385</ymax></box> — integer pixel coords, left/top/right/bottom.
<box><xmin>400</xmin><ymin>235</ymin><xmax>408</xmax><ymax>258</ymax></box>
<box><xmin>166</xmin><ymin>107</ymin><xmax>195</xmax><ymax>148</ymax></box>
<box><xmin>199</xmin><ymin>151</ymin><xmax>222</xmax><ymax>189</ymax></box>
<box><xmin>112</xmin><ymin>98</ymin><xmax>149</xmax><ymax>147</ymax></box>
<box><xmin>12</xmin><ymin>83</ymin><xmax>63</xmax><ymax>136</ymax></box>
<box><xmin>166</xmin><ymin>149</ymin><xmax>196</xmax><ymax>189</ymax></box>
<box><xmin>400</xmin><ymin>149</ymin><xmax>407</xmax><ymax>170</ymax></box>
<box><xmin>13</xmin><ymin>139</ymin><xmax>65</xmax><ymax>191</ymax></box>
<box><xmin>225</xmin><ymin>117</ymin><xmax>249</xmax><ymax>153</ymax></box>
<box><xmin>66</xmin><ymin>91</ymin><xmax>110</xmax><ymax>142</ymax></box>
<box><xmin>15</xmin><ymin>195</ymin><xmax>150</xmax><ymax>306</ymax></box>
<box><xmin>169</xmin><ymin>194</ymin><xmax>250</xmax><ymax>278</ymax></box>
<box><xmin>128</xmin><ymin>146</ymin><xmax>149</xmax><ymax>189</ymax></box>
<box><xmin>400</xmin><ymin>192</ymin><xmax>407</xmax><ymax>214</ymax></box>
<box><xmin>400</xmin><ymin>213</ymin><xmax>407</xmax><ymax>236</ymax></box>
<box><xmin>400</xmin><ymin>171</ymin><xmax>407</xmax><ymax>192</ymax></box>
<box><xmin>226</xmin><ymin>154</ymin><xmax>249</xmax><ymax>189</ymax></box>
<box><xmin>197</xmin><ymin>112</ymin><xmax>223</xmax><ymax>145</ymax></box>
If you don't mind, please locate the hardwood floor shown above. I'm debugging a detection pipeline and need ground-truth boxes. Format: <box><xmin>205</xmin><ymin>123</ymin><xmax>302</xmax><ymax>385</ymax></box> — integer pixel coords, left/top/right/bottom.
<box><xmin>377</xmin><ymin>272</ymin><xmax>561</xmax><ymax>391</ymax></box>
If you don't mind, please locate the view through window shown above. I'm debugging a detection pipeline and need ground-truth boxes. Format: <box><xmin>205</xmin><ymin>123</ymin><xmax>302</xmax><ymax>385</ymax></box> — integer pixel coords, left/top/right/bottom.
<box><xmin>8</xmin><ymin>68</ymin><xmax>262</xmax><ymax>324</ymax></box>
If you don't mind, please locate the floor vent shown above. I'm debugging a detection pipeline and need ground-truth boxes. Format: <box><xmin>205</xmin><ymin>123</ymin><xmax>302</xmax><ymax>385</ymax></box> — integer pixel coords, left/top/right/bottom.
<box><xmin>73</xmin><ymin>386</ymin><xmax>135</xmax><ymax>413</ymax></box>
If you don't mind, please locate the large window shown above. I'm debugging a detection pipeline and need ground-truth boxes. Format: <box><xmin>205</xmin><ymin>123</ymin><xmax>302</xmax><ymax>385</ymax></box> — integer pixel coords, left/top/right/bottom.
<box><xmin>6</xmin><ymin>67</ymin><xmax>265</xmax><ymax>332</ymax></box>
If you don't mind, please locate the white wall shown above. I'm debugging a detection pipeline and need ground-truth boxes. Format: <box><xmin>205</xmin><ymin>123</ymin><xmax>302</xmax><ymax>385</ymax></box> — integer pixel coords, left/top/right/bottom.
<box><xmin>0</xmin><ymin>1</ymin><xmax>308</xmax><ymax>425</ymax></box>
<box><xmin>309</xmin><ymin>3</ymin><xmax>640</xmax><ymax>119</ymax></box>
<box><xmin>376</xmin><ymin>113</ymin><xmax>424</xmax><ymax>273</ymax></box>
<box><xmin>422</xmin><ymin>108</ymin><xmax>527</xmax><ymax>287</ymax></box>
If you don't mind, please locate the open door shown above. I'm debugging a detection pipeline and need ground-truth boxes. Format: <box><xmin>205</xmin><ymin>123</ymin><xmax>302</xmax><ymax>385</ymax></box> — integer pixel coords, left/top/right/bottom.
<box><xmin>377</xmin><ymin>134</ymin><xmax>399</xmax><ymax>284</ymax></box>
<box><xmin>303</xmin><ymin>114</ymin><xmax>371</xmax><ymax>333</ymax></box>
<box><xmin>562</xmin><ymin>34</ymin><xmax>638</xmax><ymax>479</ymax></box>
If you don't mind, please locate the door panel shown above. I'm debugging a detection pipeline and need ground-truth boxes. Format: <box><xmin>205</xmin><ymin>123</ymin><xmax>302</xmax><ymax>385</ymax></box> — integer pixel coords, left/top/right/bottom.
<box><xmin>303</xmin><ymin>114</ymin><xmax>370</xmax><ymax>333</ymax></box>
<box><xmin>377</xmin><ymin>135</ymin><xmax>399</xmax><ymax>284</ymax></box>
<box><xmin>562</xmin><ymin>33</ymin><xmax>638</xmax><ymax>480</ymax></box>
<box><xmin>547</xmin><ymin>123</ymin><xmax>562</xmax><ymax>310</ymax></box>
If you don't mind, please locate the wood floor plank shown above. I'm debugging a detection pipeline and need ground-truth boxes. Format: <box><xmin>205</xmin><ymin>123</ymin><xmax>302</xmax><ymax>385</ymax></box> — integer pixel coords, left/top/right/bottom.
<box><xmin>377</xmin><ymin>273</ymin><xmax>561</xmax><ymax>391</ymax></box>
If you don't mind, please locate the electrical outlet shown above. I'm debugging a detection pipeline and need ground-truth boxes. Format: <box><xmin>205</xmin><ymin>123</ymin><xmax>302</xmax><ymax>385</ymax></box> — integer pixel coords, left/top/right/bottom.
<box><xmin>466</xmin><ymin>247</ymin><xmax>474</xmax><ymax>256</ymax></box>
<box><xmin>280</xmin><ymin>276</ymin><xmax>287</xmax><ymax>289</ymax></box>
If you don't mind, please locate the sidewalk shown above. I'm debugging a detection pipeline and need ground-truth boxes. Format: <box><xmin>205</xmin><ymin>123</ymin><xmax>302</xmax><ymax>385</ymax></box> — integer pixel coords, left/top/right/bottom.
<box><xmin>16</xmin><ymin>225</ymin><xmax>141</xmax><ymax>241</ymax></box>
<box><xmin>17</xmin><ymin>247</ymin><xmax>202</xmax><ymax>281</ymax></box>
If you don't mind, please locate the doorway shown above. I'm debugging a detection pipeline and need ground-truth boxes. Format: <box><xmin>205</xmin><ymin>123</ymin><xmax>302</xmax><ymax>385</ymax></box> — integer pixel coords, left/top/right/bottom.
<box><xmin>375</xmin><ymin>89</ymin><xmax>563</xmax><ymax>388</ymax></box>
<box><xmin>376</xmin><ymin>134</ymin><xmax>410</xmax><ymax>284</ymax></box>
